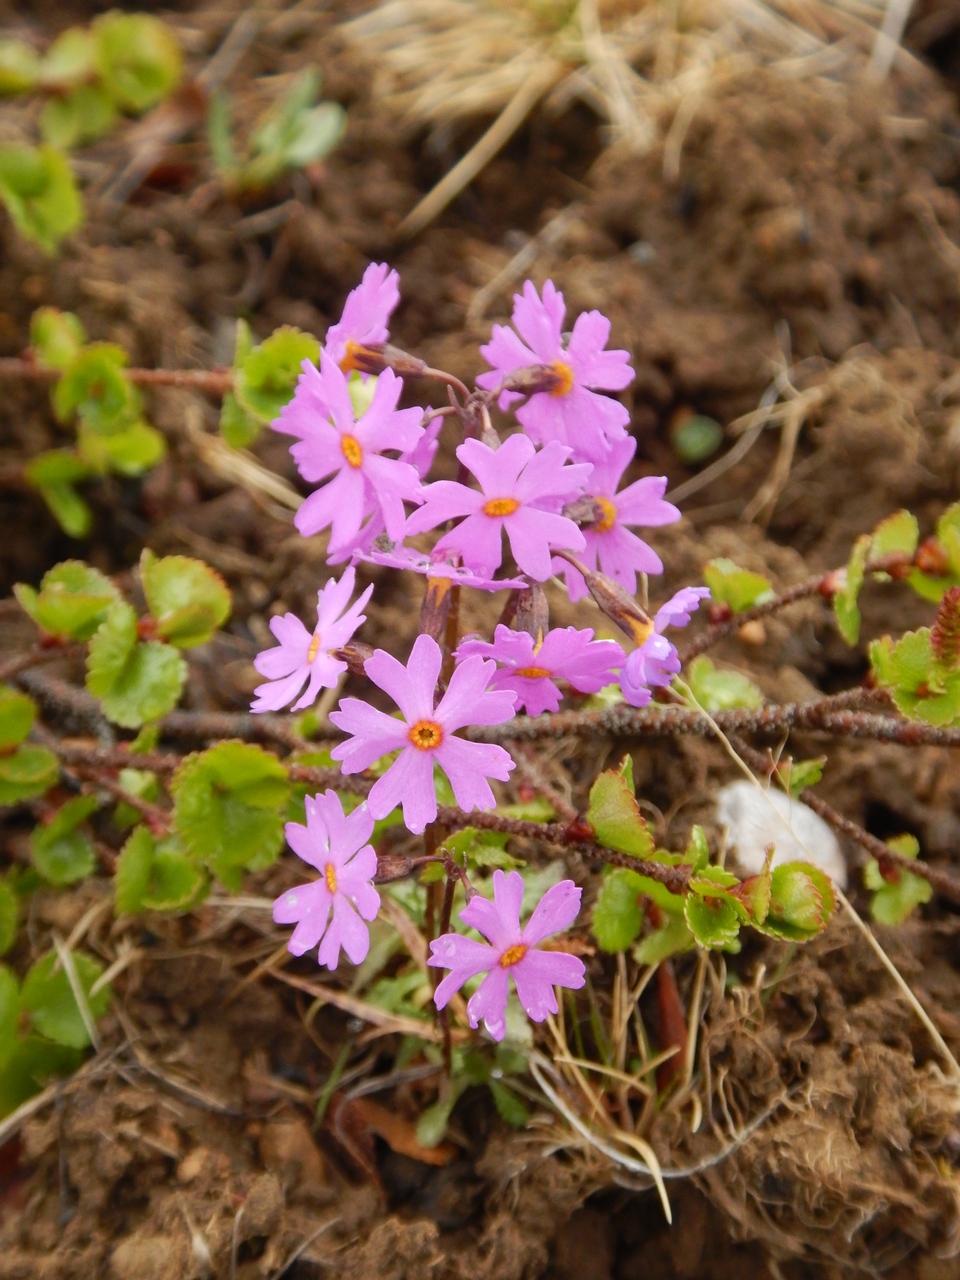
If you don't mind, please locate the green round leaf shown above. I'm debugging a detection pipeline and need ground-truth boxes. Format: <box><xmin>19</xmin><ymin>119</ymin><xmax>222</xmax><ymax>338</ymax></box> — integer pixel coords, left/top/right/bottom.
<box><xmin>93</xmin><ymin>12</ymin><xmax>182</xmax><ymax>114</ymax></box>
<box><xmin>0</xmin><ymin>144</ymin><xmax>82</xmax><ymax>255</ymax></box>
<box><xmin>14</xmin><ymin>559</ymin><xmax>120</xmax><ymax>640</ymax></box>
<box><xmin>0</xmin><ymin>40</ymin><xmax>41</xmax><ymax>95</ymax></box>
<box><xmin>30</xmin><ymin>794</ymin><xmax>99</xmax><ymax>886</ymax></box>
<box><xmin>684</xmin><ymin>892</ymin><xmax>741</xmax><ymax>950</ymax></box>
<box><xmin>235</xmin><ymin>327</ymin><xmax>319</xmax><ymax>424</ymax></box>
<box><xmin>30</xmin><ymin>307</ymin><xmax>86</xmax><ymax>371</ymax></box>
<box><xmin>20</xmin><ymin>950</ymin><xmax>111</xmax><ymax>1049</ymax></box>
<box><xmin>686</xmin><ymin>655</ymin><xmax>763</xmax><ymax>713</ymax></box>
<box><xmin>586</xmin><ymin>769</ymin><xmax>654</xmax><ymax>859</ymax></box>
<box><xmin>701</xmin><ymin>559</ymin><xmax>774</xmax><ymax>613</ymax></box>
<box><xmin>671</xmin><ymin>413</ymin><xmax>723</xmax><ymax>464</ymax></box>
<box><xmin>0</xmin><ymin>884</ymin><xmax>18</xmax><ymax>957</ymax></box>
<box><xmin>592</xmin><ymin>868</ymin><xmax>645</xmax><ymax>952</ymax></box>
<box><xmin>0</xmin><ymin>1038</ymin><xmax>84</xmax><ymax>1118</ymax></box>
<box><xmin>40</xmin><ymin>83</ymin><xmax>118</xmax><ymax>149</ymax></box>
<box><xmin>220</xmin><ymin>391</ymin><xmax>261</xmax><ymax>449</ymax></box>
<box><xmin>38</xmin><ymin>26</ymin><xmax>96</xmax><ymax>89</ymax></box>
<box><xmin>86</xmin><ymin>601</ymin><xmax>187</xmax><ymax>728</ymax></box>
<box><xmin>115</xmin><ymin>826</ymin><xmax>204</xmax><ymax>913</ymax></box>
<box><xmin>0</xmin><ymin>686</ymin><xmax>36</xmax><ymax>750</ymax></box>
<box><xmin>77</xmin><ymin>419</ymin><xmax>166</xmax><ymax>477</ymax></box>
<box><xmin>53</xmin><ymin>344</ymin><xmax>141</xmax><ymax>434</ymax></box>
<box><xmin>140</xmin><ymin>550</ymin><xmax>231</xmax><ymax>649</ymax></box>
<box><xmin>0</xmin><ymin>745</ymin><xmax>59</xmax><ymax>806</ymax></box>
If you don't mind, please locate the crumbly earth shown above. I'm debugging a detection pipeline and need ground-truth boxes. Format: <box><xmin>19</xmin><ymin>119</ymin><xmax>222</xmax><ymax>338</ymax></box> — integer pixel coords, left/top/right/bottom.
<box><xmin>2</xmin><ymin>0</ymin><xmax>960</xmax><ymax>1276</ymax></box>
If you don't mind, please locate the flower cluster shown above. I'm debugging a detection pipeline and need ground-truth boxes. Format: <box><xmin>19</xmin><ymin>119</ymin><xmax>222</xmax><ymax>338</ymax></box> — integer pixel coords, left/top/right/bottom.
<box><xmin>256</xmin><ymin>265</ymin><xmax>709</xmax><ymax>1040</ymax></box>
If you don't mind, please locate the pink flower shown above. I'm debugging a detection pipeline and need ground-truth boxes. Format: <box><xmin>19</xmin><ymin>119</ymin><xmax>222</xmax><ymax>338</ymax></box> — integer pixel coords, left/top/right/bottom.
<box><xmin>273</xmin><ymin>791</ymin><xmax>380</xmax><ymax>970</ymax></box>
<box><xmin>553</xmin><ymin>438</ymin><xmax>681</xmax><ymax>602</ymax></box>
<box><xmin>428</xmin><ymin>869</ymin><xmax>585</xmax><ymax>1041</ymax></box>
<box><xmin>251</xmin><ymin>567</ymin><xmax>373</xmax><ymax>713</ymax></box>
<box><xmin>457</xmin><ymin>624</ymin><xmax>625</xmax><ymax>716</ymax></box>
<box><xmin>477</xmin><ymin>280</ymin><xmax>633</xmax><ymax>460</ymax></box>
<box><xmin>325</xmin><ymin>261</ymin><xmax>400</xmax><ymax>371</ymax></box>
<box><xmin>404</xmin><ymin>434</ymin><xmax>590</xmax><ymax>582</ymax></box>
<box><xmin>353</xmin><ymin>543</ymin><xmax>527</xmax><ymax>592</ymax></box>
<box><xmin>329</xmin><ymin>634</ymin><xmax>516</xmax><ymax>834</ymax></box>
<box><xmin>621</xmin><ymin>586</ymin><xmax>710</xmax><ymax>707</ymax></box>
<box><xmin>277</xmin><ymin>351</ymin><xmax>425</xmax><ymax>552</ymax></box>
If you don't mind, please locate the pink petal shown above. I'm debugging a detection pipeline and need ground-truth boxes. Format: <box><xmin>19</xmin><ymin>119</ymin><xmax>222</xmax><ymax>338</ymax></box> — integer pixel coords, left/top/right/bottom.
<box><xmin>251</xmin><ymin>667</ymin><xmax>310</xmax><ymax>713</ymax></box>
<box><xmin>288</xmin><ymin>906</ymin><xmax>332</xmax><ymax>958</ymax></box>
<box><xmin>434</xmin><ymin>512</ymin><xmax>505</xmax><ymax>576</ymax></box>
<box><xmin>366</xmin><ymin>746</ymin><xmax>436</xmax><ymax>831</ymax></box>
<box><xmin>273</xmin><ymin>880</ymin><xmax>330</xmax><ymax>926</ymax></box>
<box><xmin>511</xmin><ymin>279</ymin><xmax>565</xmax><ymax>364</ymax></box>
<box><xmin>329</xmin><ymin>698</ymin><xmax>409</xmax><ymax>771</ymax></box>
<box><xmin>363</xmin><ymin>639</ymin><xmax>437</xmax><ymax>723</ymax></box>
<box><xmin>478</xmin><ymin>322</ymin><xmax>539</xmax><ymax>386</ymax></box>
<box><xmin>404</xmin><ymin>480</ymin><xmax>481</xmax><ymax>534</ymax></box>
<box><xmin>458</xmin><ymin>433</ymin><xmax>533</xmax><ymax>495</ymax></box>
<box><xmin>492</xmin><ymin>869</ymin><xmax>525</xmax><ymax>934</ymax></box>
<box><xmin>513</xmin><ymin>949</ymin><xmax>585</xmax><ymax>1021</ymax></box>
<box><xmin>284</xmin><ymin>817</ymin><xmax>326</xmax><ymax>871</ymax></box>
<box><xmin>506</xmin><ymin>507</ymin><xmax>584</xmax><ymax>580</ymax></box>
<box><xmin>436</xmin><ymin>654</ymin><xmax>515</xmax><ymax>730</ymax></box>
<box><xmin>330</xmin><ymin>894</ymin><xmax>371</xmax><ymax>966</ymax></box>
<box><xmin>434</xmin><ymin>736</ymin><xmax>513</xmax><ymax>813</ymax></box>
<box><xmin>459</xmin><ymin>892</ymin><xmax>521</xmax><ymax>950</ymax></box>
<box><xmin>466</xmin><ymin>964</ymin><xmax>511</xmax><ymax>1040</ymax></box>
<box><xmin>312</xmin><ymin>791</ymin><xmax>373</xmax><ymax>861</ymax></box>
<box><xmin>497</xmin><ymin>672</ymin><xmax>562</xmax><ymax>716</ymax></box>
<box><xmin>428</xmin><ymin>933</ymin><xmax>497</xmax><ymax>1010</ymax></box>
<box><xmin>522</xmin><ymin>880</ymin><xmax>582</xmax><ymax>945</ymax></box>
<box><xmin>565</xmin><ymin>310</ymin><xmax>634</xmax><ymax>390</ymax></box>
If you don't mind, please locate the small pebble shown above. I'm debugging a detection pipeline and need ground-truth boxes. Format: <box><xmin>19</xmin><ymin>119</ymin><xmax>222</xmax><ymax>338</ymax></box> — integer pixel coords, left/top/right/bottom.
<box><xmin>716</xmin><ymin>780</ymin><xmax>847</xmax><ymax>888</ymax></box>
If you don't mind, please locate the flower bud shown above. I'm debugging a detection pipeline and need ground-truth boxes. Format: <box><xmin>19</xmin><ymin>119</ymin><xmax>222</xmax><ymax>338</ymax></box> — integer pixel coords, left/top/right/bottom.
<box><xmin>514</xmin><ymin>584</ymin><xmax>549</xmax><ymax>641</ymax></box>
<box><xmin>418</xmin><ymin>575</ymin><xmax>453</xmax><ymax>642</ymax></box>
<box><xmin>580</xmin><ymin>565</ymin><xmax>655</xmax><ymax>645</ymax></box>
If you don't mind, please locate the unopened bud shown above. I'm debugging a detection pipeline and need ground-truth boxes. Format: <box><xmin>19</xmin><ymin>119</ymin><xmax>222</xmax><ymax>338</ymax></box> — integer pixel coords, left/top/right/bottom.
<box><xmin>334</xmin><ymin>642</ymin><xmax>374</xmax><ymax>676</ymax></box>
<box><xmin>374</xmin><ymin>853</ymin><xmax>419</xmax><ymax>884</ymax></box>
<box><xmin>515</xmin><ymin>584</ymin><xmax>549</xmax><ymax>641</ymax></box>
<box><xmin>418</xmin><ymin>575</ymin><xmax>453</xmax><ymax>642</ymax></box>
<box><xmin>562</xmin><ymin>496</ymin><xmax>603</xmax><ymax>527</ymax></box>
<box><xmin>500</xmin><ymin>364</ymin><xmax>569</xmax><ymax>397</ymax></box>
<box><xmin>581</xmin><ymin>565</ymin><xmax>655</xmax><ymax>645</ymax></box>
<box><xmin>932</xmin><ymin>584</ymin><xmax>960</xmax><ymax>669</ymax></box>
<box><xmin>915</xmin><ymin>536</ymin><xmax>951</xmax><ymax>578</ymax></box>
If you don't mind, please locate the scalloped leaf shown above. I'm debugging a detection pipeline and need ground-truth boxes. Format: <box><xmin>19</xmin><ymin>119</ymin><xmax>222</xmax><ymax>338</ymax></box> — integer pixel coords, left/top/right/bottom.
<box><xmin>0</xmin><ymin>144</ymin><xmax>82</xmax><ymax>254</ymax></box>
<box><xmin>0</xmin><ymin>746</ymin><xmax>59</xmax><ymax>806</ymax></box>
<box><xmin>86</xmin><ymin>601</ymin><xmax>186</xmax><ymax>728</ymax></box>
<box><xmin>235</xmin><ymin>326</ymin><xmax>319</xmax><ymax>424</ymax></box>
<box><xmin>633</xmin><ymin>914</ymin><xmax>696</xmax><ymax>967</ymax></box>
<box><xmin>686</xmin><ymin>655</ymin><xmax>763</xmax><ymax>712</ymax></box>
<box><xmin>755</xmin><ymin>861</ymin><xmax>835</xmax><ymax>941</ymax></box>
<box><xmin>30</xmin><ymin>794</ymin><xmax>99</xmax><ymax>886</ymax></box>
<box><xmin>593</xmin><ymin>867</ymin><xmax>684</xmax><ymax>953</ymax></box>
<box><xmin>20</xmin><ymin>950</ymin><xmax>111</xmax><ymax>1049</ymax></box>
<box><xmin>78</xmin><ymin>419</ymin><xmax>166</xmax><ymax>477</ymax></box>
<box><xmin>30</xmin><ymin>307</ymin><xmax>86</xmax><ymax>371</ymax></box>
<box><xmin>92</xmin><ymin>12</ymin><xmax>182</xmax><ymax>114</ymax></box>
<box><xmin>869</xmin><ymin>509</ymin><xmax>919</xmax><ymax>567</ymax></box>
<box><xmin>586</xmin><ymin>769</ymin><xmax>654</xmax><ymax>859</ymax></box>
<box><xmin>683</xmin><ymin>892</ymin><xmax>741</xmax><ymax>950</ymax></box>
<box><xmin>869</xmin><ymin>629</ymin><xmax>960</xmax><ymax>727</ymax></box>
<box><xmin>833</xmin><ymin>534</ymin><xmax>869</xmax><ymax>646</ymax></box>
<box><xmin>15</xmin><ymin>559</ymin><xmax>120</xmax><ymax>640</ymax></box>
<box><xmin>115</xmin><ymin>826</ymin><xmax>206</xmax><ymax>914</ymax></box>
<box><xmin>702</xmin><ymin>559</ymin><xmax>774</xmax><ymax>613</ymax></box>
<box><xmin>0</xmin><ymin>686</ymin><xmax>35</xmax><ymax>750</ymax></box>
<box><xmin>863</xmin><ymin>834</ymin><xmax>932</xmax><ymax>926</ymax></box>
<box><xmin>172</xmin><ymin>742</ymin><xmax>289</xmax><ymax>888</ymax></box>
<box><xmin>140</xmin><ymin>550</ymin><xmax>231</xmax><ymax>649</ymax></box>
<box><xmin>54</xmin><ymin>343</ymin><xmax>141</xmax><ymax>434</ymax></box>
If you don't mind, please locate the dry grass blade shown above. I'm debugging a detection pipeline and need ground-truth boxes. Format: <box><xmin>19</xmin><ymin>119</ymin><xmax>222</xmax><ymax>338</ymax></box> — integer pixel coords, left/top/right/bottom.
<box><xmin>52</xmin><ymin>931</ymin><xmax>101</xmax><ymax>1052</ymax></box>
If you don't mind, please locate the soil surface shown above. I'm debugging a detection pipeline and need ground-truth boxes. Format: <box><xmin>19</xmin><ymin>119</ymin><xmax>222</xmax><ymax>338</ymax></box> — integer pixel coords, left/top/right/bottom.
<box><xmin>2</xmin><ymin>1</ymin><xmax>960</xmax><ymax>1277</ymax></box>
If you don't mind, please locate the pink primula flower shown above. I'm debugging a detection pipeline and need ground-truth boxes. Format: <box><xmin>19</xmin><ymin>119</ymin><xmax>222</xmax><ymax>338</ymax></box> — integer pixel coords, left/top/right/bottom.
<box><xmin>428</xmin><ymin>869</ymin><xmax>585</xmax><ymax>1041</ymax></box>
<box><xmin>324</xmin><ymin>261</ymin><xmax>400</xmax><ymax>371</ymax></box>
<box><xmin>404</xmin><ymin>434</ymin><xmax>590</xmax><ymax>582</ymax></box>
<box><xmin>477</xmin><ymin>280</ymin><xmax>633</xmax><ymax>460</ymax></box>
<box><xmin>621</xmin><ymin>586</ymin><xmax>710</xmax><ymax>708</ymax></box>
<box><xmin>354</xmin><ymin>543</ymin><xmax>526</xmax><ymax>592</ymax></box>
<box><xmin>554</xmin><ymin>437</ymin><xmax>681</xmax><ymax>602</ymax></box>
<box><xmin>277</xmin><ymin>351</ymin><xmax>425</xmax><ymax>552</ymax></box>
<box><xmin>251</xmin><ymin>566</ymin><xmax>372</xmax><ymax>713</ymax></box>
<box><xmin>329</xmin><ymin>633</ymin><xmax>517</xmax><ymax>834</ymax></box>
<box><xmin>273</xmin><ymin>790</ymin><xmax>380</xmax><ymax>970</ymax></box>
<box><xmin>457</xmin><ymin>624</ymin><xmax>625</xmax><ymax>716</ymax></box>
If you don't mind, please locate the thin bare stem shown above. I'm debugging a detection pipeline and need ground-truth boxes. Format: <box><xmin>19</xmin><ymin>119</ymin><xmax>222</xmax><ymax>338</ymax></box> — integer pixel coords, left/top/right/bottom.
<box><xmin>0</xmin><ymin>357</ymin><xmax>233</xmax><ymax>396</ymax></box>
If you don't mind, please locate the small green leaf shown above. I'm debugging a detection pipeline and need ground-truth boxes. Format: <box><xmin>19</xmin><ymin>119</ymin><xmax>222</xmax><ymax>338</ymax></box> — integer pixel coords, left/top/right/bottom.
<box><xmin>40</xmin><ymin>83</ymin><xmax>117</xmax><ymax>149</ymax></box>
<box><xmin>683</xmin><ymin>825</ymin><xmax>710</xmax><ymax>872</ymax></box>
<box><xmin>172</xmin><ymin>742</ymin><xmax>289</xmax><ymax>886</ymax></box>
<box><xmin>633</xmin><ymin>914</ymin><xmax>695</xmax><ymax>966</ymax></box>
<box><xmin>755</xmin><ymin>861</ymin><xmax>835</xmax><ymax>941</ymax></box>
<box><xmin>870</xmin><ymin>629</ymin><xmax>960</xmax><ymax>726</ymax></box>
<box><xmin>33</xmin><ymin>475</ymin><xmax>93</xmax><ymax>538</ymax></box>
<box><xmin>112</xmin><ymin>767</ymin><xmax>159</xmax><ymax>829</ymax></box>
<box><xmin>140</xmin><ymin>550</ymin><xmax>231</xmax><ymax>648</ymax></box>
<box><xmin>415</xmin><ymin>1087</ymin><xmax>464</xmax><ymax>1149</ymax></box>
<box><xmin>30</xmin><ymin>307</ymin><xmax>86</xmax><ymax>371</ymax></box>
<box><xmin>20</xmin><ymin>950</ymin><xmax>111</xmax><ymax>1049</ymax></box>
<box><xmin>86</xmin><ymin>601</ymin><xmax>187</xmax><ymax>728</ymax></box>
<box><xmin>0</xmin><ymin>883</ymin><xmax>18</xmax><ymax>956</ymax></box>
<box><xmin>30</xmin><ymin>794</ymin><xmax>99</xmax><ymax>886</ymax></box>
<box><xmin>670</xmin><ymin>413</ymin><xmax>723</xmax><ymax>464</ymax></box>
<box><xmin>593</xmin><ymin>868</ymin><xmax>645</xmax><ymax>952</ymax></box>
<box><xmin>78</xmin><ymin>420</ymin><xmax>166</xmax><ymax>477</ymax></box>
<box><xmin>38</xmin><ymin>26</ymin><xmax>96</xmax><ymax>89</ymax></box>
<box><xmin>92</xmin><ymin>12</ymin><xmax>182</xmax><ymax>114</ymax></box>
<box><xmin>833</xmin><ymin>534</ymin><xmax>869</xmax><ymax>646</ymax></box>
<box><xmin>0</xmin><ymin>1038</ymin><xmax>83</xmax><ymax>1118</ymax></box>
<box><xmin>115</xmin><ymin>826</ymin><xmax>205</xmax><ymax>913</ymax></box>
<box><xmin>586</xmin><ymin>769</ymin><xmax>654</xmax><ymax>858</ymax></box>
<box><xmin>0</xmin><ymin>686</ymin><xmax>35</xmax><ymax>749</ymax></box>
<box><xmin>0</xmin><ymin>746</ymin><xmax>59</xmax><ymax>806</ymax></box>
<box><xmin>0</xmin><ymin>40</ymin><xmax>41</xmax><ymax>95</ymax></box>
<box><xmin>683</xmin><ymin>892</ymin><xmax>741</xmax><ymax>950</ymax></box>
<box><xmin>778</xmin><ymin>755</ymin><xmax>826</xmax><ymax>798</ymax></box>
<box><xmin>869</xmin><ymin>509</ymin><xmax>918</xmax><ymax>568</ymax></box>
<box><xmin>14</xmin><ymin>559</ymin><xmax>120</xmax><ymax>640</ymax></box>
<box><xmin>0</xmin><ymin>144</ymin><xmax>83</xmax><ymax>254</ymax></box>
<box><xmin>54</xmin><ymin>344</ymin><xmax>141</xmax><ymax>434</ymax></box>
<box><xmin>864</xmin><ymin>834</ymin><xmax>932</xmax><ymax>925</ymax></box>
<box><xmin>244</xmin><ymin>69</ymin><xmax>345</xmax><ymax>189</ymax></box>
<box><xmin>686</xmin><ymin>655</ymin><xmax>763</xmax><ymax>712</ymax></box>
<box><xmin>235</xmin><ymin>326</ymin><xmax>319</xmax><ymax>424</ymax></box>
<box><xmin>489</xmin><ymin>1079</ymin><xmax>530</xmax><ymax>1127</ymax></box>
<box><xmin>702</xmin><ymin>559</ymin><xmax>774</xmax><ymax>613</ymax></box>
<box><xmin>23</xmin><ymin>450</ymin><xmax>93</xmax><ymax>537</ymax></box>
<box><xmin>0</xmin><ymin>967</ymin><xmax>18</xmax><ymax>1061</ymax></box>
<box><xmin>219</xmin><ymin>391</ymin><xmax>261</xmax><ymax>449</ymax></box>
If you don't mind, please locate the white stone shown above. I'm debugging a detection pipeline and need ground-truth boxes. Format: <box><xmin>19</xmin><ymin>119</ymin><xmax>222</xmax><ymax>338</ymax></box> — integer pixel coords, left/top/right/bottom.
<box><xmin>715</xmin><ymin>780</ymin><xmax>847</xmax><ymax>889</ymax></box>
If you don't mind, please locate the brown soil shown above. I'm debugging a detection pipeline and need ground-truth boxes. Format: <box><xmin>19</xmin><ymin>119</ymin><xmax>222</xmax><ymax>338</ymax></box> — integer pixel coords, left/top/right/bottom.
<box><xmin>3</xmin><ymin>1</ymin><xmax>960</xmax><ymax>1277</ymax></box>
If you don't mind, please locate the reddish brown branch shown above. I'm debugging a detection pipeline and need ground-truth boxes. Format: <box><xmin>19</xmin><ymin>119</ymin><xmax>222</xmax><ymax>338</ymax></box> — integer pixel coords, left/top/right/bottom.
<box><xmin>0</xmin><ymin>643</ymin><xmax>84</xmax><ymax>684</ymax></box>
<box><xmin>0</xmin><ymin>357</ymin><xmax>233</xmax><ymax>397</ymax></box>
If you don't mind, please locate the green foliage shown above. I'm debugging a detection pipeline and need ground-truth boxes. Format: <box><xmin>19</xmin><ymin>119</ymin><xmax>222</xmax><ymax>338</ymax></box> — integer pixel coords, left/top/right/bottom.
<box><xmin>754</xmin><ymin>862</ymin><xmax>836</xmax><ymax>942</ymax></box>
<box><xmin>24</xmin><ymin>449</ymin><xmax>92</xmax><ymax>537</ymax></box>
<box><xmin>115</xmin><ymin>826</ymin><xmax>206</xmax><ymax>913</ymax></box>
<box><xmin>20</xmin><ymin>949</ymin><xmax>111</xmax><ymax>1049</ymax></box>
<box><xmin>0</xmin><ymin>144</ymin><xmax>82</xmax><ymax>253</ymax></box>
<box><xmin>77</xmin><ymin>419</ymin><xmax>166</xmax><ymax>478</ymax></box>
<box><xmin>41</xmin><ymin>84</ymin><xmax>117</xmax><ymax>150</ymax></box>
<box><xmin>670</xmin><ymin>413</ymin><xmax>723</xmax><ymax>464</ymax></box>
<box><xmin>30</xmin><ymin>307</ymin><xmax>86</xmax><ymax>370</ymax></box>
<box><xmin>0</xmin><ymin>42</ymin><xmax>40</xmax><ymax>95</ymax></box>
<box><xmin>702</xmin><ymin>559</ymin><xmax>773</xmax><ymax>613</ymax></box>
<box><xmin>140</xmin><ymin>549</ymin><xmax>231</xmax><ymax>648</ymax></box>
<box><xmin>593</xmin><ymin>867</ymin><xmax>684</xmax><ymax>952</ymax></box>
<box><xmin>685</xmin><ymin>655</ymin><xmax>763</xmax><ymax>712</ymax></box>
<box><xmin>0</xmin><ymin>1037</ymin><xmax>83</xmax><ymax>1117</ymax></box>
<box><xmin>53</xmin><ymin>343</ymin><xmax>141</xmax><ymax>434</ymax></box>
<box><xmin>864</xmin><ymin>834</ymin><xmax>932</xmax><ymax>926</ymax></box>
<box><xmin>909</xmin><ymin>503</ymin><xmax>960</xmax><ymax>602</ymax></box>
<box><xmin>0</xmin><ymin>745</ymin><xmax>59</xmax><ymax>806</ymax></box>
<box><xmin>870</xmin><ymin>628</ymin><xmax>960</xmax><ymax>726</ymax></box>
<box><xmin>684</xmin><ymin>891</ymin><xmax>742</xmax><ymax>951</ymax></box>
<box><xmin>833</xmin><ymin>533</ymin><xmax>868</xmax><ymax>645</ymax></box>
<box><xmin>869</xmin><ymin>509</ymin><xmax>919</xmax><ymax>567</ymax></box>
<box><xmin>30</xmin><ymin>794</ymin><xmax>99</xmax><ymax>886</ymax></box>
<box><xmin>777</xmin><ymin>755</ymin><xmax>826</xmax><ymax>798</ymax></box>
<box><xmin>0</xmin><ymin>686</ymin><xmax>36</xmax><ymax>750</ymax></box>
<box><xmin>586</xmin><ymin>767</ymin><xmax>654</xmax><ymax>859</ymax></box>
<box><xmin>223</xmin><ymin>321</ymin><xmax>319</xmax><ymax>445</ymax></box>
<box><xmin>633</xmin><ymin>913</ymin><xmax>695</xmax><ymax>966</ymax></box>
<box><xmin>0</xmin><ymin>881</ymin><xmax>18</xmax><ymax>955</ymax></box>
<box><xmin>92</xmin><ymin>12</ymin><xmax>182</xmax><ymax>114</ymax></box>
<box><xmin>86</xmin><ymin>601</ymin><xmax>187</xmax><ymax>728</ymax></box>
<box><xmin>15</xmin><ymin>560</ymin><xmax>120</xmax><ymax>640</ymax></box>
<box><xmin>172</xmin><ymin>743</ymin><xmax>290</xmax><ymax>890</ymax></box>
<box><xmin>211</xmin><ymin>68</ymin><xmax>345</xmax><ymax>194</ymax></box>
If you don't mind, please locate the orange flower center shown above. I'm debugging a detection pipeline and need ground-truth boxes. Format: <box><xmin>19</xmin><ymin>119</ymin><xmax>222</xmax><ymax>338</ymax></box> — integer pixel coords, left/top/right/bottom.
<box><xmin>483</xmin><ymin>497</ymin><xmax>520</xmax><ymax>518</ymax></box>
<box><xmin>547</xmin><ymin>360</ymin><xmax>575</xmax><ymax>397</ymax></box>
<box><xmin>325</xmin><ymin>863</ymin><xmax>337</xmax><ymax>893</ymax></box>
<box><xmin>408</xmin><ymin>719</ymin><xmax>443</xmax><ymax>751</ymax></box>
<box><xmin>341</xmin><ymin>434</ymin><xmax>363</xmax><ymax>468</ymax></box>
<box><xmin>307</xmin><ymin>632</ymin><xmax>322</xmax><ymax>663</ymax></box>
<box><xmin>593</xmin><ymin>497</ymin><xmax>617</xmax><ymax>533</ymax></box>
<box><xmin>514</xmin><ymin>666</ymin><xmax>551</xmax><ymax>678</ymax></box>
<box><xmin>499</xmin><ymin>943</ymin><xmax>528</xmax><ymax>968</ymax></box>
<box><xmin>338</xmin><ymin>339</ymin><xmax>362</xmax><ymax>373</ymax></box>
